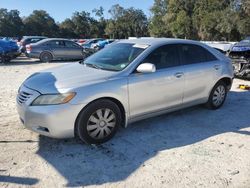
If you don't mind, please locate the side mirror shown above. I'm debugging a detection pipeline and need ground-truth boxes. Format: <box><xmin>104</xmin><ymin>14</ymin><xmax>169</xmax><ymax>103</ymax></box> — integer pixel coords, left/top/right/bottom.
<box><xmin>136</xmin><ymin>63</ymin><xmax>156</xmax><ymax>73</ymax></box>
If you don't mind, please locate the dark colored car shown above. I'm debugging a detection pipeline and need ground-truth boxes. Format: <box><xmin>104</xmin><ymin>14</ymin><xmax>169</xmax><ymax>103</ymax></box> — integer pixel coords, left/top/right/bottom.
<box><xmin>18</xmin><ymin>36</ymin><xmax>47</xmax><ymax>53</ymax></box>
<box><xmin>26</xmin><ymin>38</ymin><xmax>84</xmax><ymax>62</ymax></box>
<box><xmin>0</xmin><ymin>39</ymin><xmax>20</xmax><ymax>63</ymax></box>
<box><xmin>229</xmin><ymin>37</ymin><xmax>250</xmax><ymax>79</ymax></box>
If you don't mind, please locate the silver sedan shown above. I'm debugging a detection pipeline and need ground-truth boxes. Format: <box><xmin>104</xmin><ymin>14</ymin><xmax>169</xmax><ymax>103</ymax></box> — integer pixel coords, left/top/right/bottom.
<box><xmin>17</xmin><ymin>38</ymin><xmax>234</xmax><ymax>144</ymax></box>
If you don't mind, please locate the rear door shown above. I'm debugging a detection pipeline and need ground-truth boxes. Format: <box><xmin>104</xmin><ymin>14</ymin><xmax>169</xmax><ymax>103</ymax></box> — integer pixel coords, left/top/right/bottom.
<box><xmin>179</xmin><ymin>44</ymin><xmax>219</xmax><ymax>104</ymax></box>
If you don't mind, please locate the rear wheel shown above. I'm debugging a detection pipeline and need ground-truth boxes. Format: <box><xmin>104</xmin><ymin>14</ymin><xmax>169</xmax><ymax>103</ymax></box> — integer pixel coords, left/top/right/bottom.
<box><xmin>206</xmin><ymin>81</ymin><xmax>227</xmax><ymax>109</ymax></box>
<box><xmin>76</xmin><ymin>99</ymin><xmax>122</xmax><ymax>144</ymax></box>
<box><xmin>40</xmin><ymin>52</ymin><xmax>53</xmax><ymax>63</ymax></box>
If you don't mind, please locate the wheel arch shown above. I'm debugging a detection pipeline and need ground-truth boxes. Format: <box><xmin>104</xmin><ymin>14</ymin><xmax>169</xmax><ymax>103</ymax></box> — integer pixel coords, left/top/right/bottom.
<box><xmin>39</xmin><ymin>50</ymin><xmax>54</xmax><ymax>59</ymax></box>
<box><xmin>217</xmin><ymin>77</ymin><xmax>233</xmax><ymax>91</ymax></box>
<box><xmin>206</xmin><ymin>76</ymin><xmax>232</xmax><ymax>103</ymax></box>
<box><xmin>74</xmin><ymin>97</ymin><xmax>127</xmax><ymax>137</ymax></box>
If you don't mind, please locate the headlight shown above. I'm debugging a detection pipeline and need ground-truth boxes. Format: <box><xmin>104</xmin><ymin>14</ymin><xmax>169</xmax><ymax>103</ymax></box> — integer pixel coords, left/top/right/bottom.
<box><xmin>31</xmin><ymin>92</ymin><xmax>76</xmax><ymax>106</ymax></box>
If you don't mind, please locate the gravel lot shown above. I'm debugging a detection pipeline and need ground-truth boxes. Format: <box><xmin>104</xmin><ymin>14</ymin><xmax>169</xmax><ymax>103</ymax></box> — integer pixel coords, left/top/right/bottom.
<box><xmin>0</xmin><ymin>57</ymin><xmax>250</xmax><ymax>188</ymax></box>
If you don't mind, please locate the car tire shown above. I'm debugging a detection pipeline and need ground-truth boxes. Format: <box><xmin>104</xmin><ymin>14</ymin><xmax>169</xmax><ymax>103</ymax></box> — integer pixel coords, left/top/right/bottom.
<box><xmin>1</xmin><ymin>57</ymin><xmax>10</xmax><ymax>64</ymax></box>
<box><xmin>206</xmin><ymin>81</ymin><xmax>228</xmax><ymax>110</ymax></box>
<box><xmin>40</xmin><ymin>52</ymin><xmax>53</xmax><ymax>63</ymax></box>
<box><xmin>76</xmin><ymin>99</ymin><xmax>122</xmax><ymax>144</ymax></box>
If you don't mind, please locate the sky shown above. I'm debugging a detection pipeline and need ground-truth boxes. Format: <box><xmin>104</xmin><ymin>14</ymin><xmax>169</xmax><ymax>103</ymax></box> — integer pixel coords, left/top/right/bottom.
<box><xmin>0</xmin><ymin>0</ymin><xmax>155</xmax><ymax>22</ymax></box>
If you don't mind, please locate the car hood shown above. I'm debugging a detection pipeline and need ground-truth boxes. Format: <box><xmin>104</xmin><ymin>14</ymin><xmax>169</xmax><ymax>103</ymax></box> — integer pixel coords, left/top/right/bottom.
<box><xmin>23</xmin><ymin>63</ymin><xmax>117</xmax><ymax>94</ymax></box>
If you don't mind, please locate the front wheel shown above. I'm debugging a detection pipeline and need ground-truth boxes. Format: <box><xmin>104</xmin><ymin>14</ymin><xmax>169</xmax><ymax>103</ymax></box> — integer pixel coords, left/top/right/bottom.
<box><xmin>76</xmin><ymin>100</ymin><xmax>122</xmax><ymax>144</ymax></box>
<box><xmin>206</xmin><ymin>81</ymin><xmax>228</xmax><ymax>109</ymax></box>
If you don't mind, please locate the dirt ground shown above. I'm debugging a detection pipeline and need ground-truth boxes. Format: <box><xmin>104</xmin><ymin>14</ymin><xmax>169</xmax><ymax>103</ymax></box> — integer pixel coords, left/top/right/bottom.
<box><xmin>0</xmin><ymin>57</ymin><xmax>250</xmax><ymax>188</ymax></box>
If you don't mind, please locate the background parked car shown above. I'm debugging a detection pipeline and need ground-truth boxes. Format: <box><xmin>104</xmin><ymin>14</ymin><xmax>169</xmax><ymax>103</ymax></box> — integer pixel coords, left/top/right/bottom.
<box><xmin>26</xmin><ymin>38</ymin><xmax>84</xmax><ymax>62</ymax></box>
<box><xmin>77</xmin><ymin>39</ymin><xmax>87</xmax><ymax>46</ymax></box>
<box><xmin>92</xmin><ymin>39</ymin><xmax>116</xmax><ymax>50</ymax></box>
<box><xmin>18</xmin><ymin>36</ymin><xmax>47</xmax><ymax>53</ymax></box>
<box><xmin>0</xmin><ymin>39</ymin><xmax>20</xmax><ymax>63</ymax></box>
<box><xmin>82</xmin><ymin>38</ymin><xmax>105</xmax><ymax>49</ymax></box>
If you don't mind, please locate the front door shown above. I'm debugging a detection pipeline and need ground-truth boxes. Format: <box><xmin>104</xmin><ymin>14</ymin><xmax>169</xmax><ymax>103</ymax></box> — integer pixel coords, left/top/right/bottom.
<box><xmin>128</xmin><ymin>44</ymin><xmax>184</xmax><ymax>118</ymax></box>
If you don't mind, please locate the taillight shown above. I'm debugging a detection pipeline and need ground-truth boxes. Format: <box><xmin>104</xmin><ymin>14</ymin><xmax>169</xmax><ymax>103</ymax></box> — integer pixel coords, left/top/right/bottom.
<box><xmin>26</xmin><ymin>45</ymin><xmax>32</xmax><ymax>52</ymax></box>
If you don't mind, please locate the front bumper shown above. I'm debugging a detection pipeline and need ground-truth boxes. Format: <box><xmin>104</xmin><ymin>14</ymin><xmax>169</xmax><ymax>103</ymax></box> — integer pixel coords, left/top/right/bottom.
<box><xmin>16</xmin><ymin>85</ymin><xmax>85</xmax><ymax>138</ymax></box>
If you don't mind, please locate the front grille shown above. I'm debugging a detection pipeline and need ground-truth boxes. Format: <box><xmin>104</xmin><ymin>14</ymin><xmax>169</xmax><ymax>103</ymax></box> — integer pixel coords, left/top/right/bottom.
<box><xmin>17</xmin><ymin>91</ymin><xmax>32</xmax><ymax>104</ymax></box>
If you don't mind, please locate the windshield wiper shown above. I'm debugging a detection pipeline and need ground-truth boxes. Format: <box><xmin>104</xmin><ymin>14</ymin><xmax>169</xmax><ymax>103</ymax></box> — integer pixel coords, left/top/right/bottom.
<box><xmin>85</xmin><ymin>63</ymin><xmax>102</xmax><ymax>70</ymax></box>
<box><xmin>82</xmin><ymin>62</ymin><xmax>117</xmax><ymax>72</ymax></box>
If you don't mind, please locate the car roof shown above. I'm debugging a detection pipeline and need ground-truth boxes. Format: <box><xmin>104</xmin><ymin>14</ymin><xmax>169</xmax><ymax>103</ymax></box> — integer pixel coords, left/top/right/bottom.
<box><xmin>119</xmin><ymin>38</ymin><xmax>204</xmax><ymax>46</ymax></box>
<box><xmin>117</xmin><ymin>38</ymin><xmax>227</xmax><ymax>61</ymax></box>
<box><xmin>23</xmin><ymin>36</ymin><xmax>47</xmax><ymax>39</ymax></box>
<box><xmin>37</xmin><ymin>38</ymin><xmax>74</xmax><ymax>43</ymax></box>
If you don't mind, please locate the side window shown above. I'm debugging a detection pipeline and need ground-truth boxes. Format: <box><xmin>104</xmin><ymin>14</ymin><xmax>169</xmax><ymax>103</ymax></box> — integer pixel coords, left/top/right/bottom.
<box><xmin>65</xmin><ymin>41</ymin><xmax>80</xmax><ymax>48</ymax></box>
<box><xmin>142</xmin><ymin>44</ymin><xmax>180</xmax><ymax>70</ymax></box>
<box><xmin>30</xmin><ymin>38</ymin><xmax>41</xmax><ymax>43</ymax></box>
<box><xmin>179</xmin><ymin>44</ymin><xmax>217</xmax><ymax>65</ymax></box>
<box><xmin>47</xmin><ymin>40</ymin><xmax>65</xmax><ymax>47</ymax></box>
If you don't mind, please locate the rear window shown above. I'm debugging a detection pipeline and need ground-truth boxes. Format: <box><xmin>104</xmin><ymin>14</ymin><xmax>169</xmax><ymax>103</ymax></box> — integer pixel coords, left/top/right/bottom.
<box><xmin>180</xmin><ymin>44</ymin><xmax>217</xmax><ymax>65</ymax></box>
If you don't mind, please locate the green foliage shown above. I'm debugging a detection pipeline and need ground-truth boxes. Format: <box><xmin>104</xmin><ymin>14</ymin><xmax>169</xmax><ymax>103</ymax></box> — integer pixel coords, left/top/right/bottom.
<box><xmin>150</xmin><ymin>0</ymin><xmax>250</xmax><ymax>41</ymax></box>
<box><xmin>59</xmin><ymin>18</ymin><xmax>77</xmax><ymax>38</ymax></box>
<box><xmin>0</xmin><ymin>2</ymin><xmax>249</xmax><ymax>41</ymax></box>
<box><xmin>23</xmin><ymin>10</ymin><xmax>59</xmax><ymax>37</ymax></box>
<box><xmin>0</xmin><ymin>9</ymin><xmax>24</xmax><ymax>37</ymax></box>
<box><xmin>149</xmin><ymin>0</ymin><xmax>171</xmax><ymax>37</ymax></box>
<box><xmin>105</xmin><ymin>5</ymin><xmax>148</xmax><ymax>38</ymax></box>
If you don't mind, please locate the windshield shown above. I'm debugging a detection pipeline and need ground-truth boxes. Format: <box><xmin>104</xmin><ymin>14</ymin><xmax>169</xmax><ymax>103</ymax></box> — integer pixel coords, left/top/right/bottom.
<box><xmin>84</xmin><ymin>43</ymin><xmax>148</xmax><ymax>71</ymax></box>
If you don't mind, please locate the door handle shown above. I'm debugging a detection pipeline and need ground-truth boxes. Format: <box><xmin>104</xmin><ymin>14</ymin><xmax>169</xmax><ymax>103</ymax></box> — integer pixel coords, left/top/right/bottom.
<box><xmin>214</xmin><ymin>65</ymin><xmax>221</xmax><ymax>70</ymax></box>
<box><xmin>175</xmin><ymin>72</ymin><xmax>184</xmax><ymax>78</ymax></box>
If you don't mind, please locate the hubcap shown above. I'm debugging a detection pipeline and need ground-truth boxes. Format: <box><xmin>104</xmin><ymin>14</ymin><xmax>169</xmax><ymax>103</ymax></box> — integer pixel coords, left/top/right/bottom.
<box><xmin>87</xmin><ymin>108</ymin><xmax>116</xmax><ymax>139</ymax></box>
<box><xmin>212</xmin><ymin>85</ymin><xmax>226</xmax><ymax>107</ymax></box>
<box><xmin>43</xmin><ymin>54</ymin><xmax>50</xmax><ymax>62</ymax></box>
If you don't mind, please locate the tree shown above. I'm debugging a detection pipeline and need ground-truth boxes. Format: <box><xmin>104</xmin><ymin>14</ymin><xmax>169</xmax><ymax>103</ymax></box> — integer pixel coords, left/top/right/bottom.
<box><xmin>106</xmin><ymin>5</ymin><xmax>148</xmax><ymax>38</ymax></box>
<box><xmin>163</xmin><ymin>0</ymin><xmax>196</xmax><ymax>39</ymax></box>
<box><xmin>70</xmin><ymin>11</ymin><xmax>93</xmax><ymax>38</ymax></box>
<box><xmin>23</xmin><ymin>10</ymin><xmax>59</xmax><ymax>37</ymax></box>
<box><xmin>0</xmin><ymin>9</ymin><xmax>24</xmax><ymax>37</ymax></box>
<box><xmin>192</xmin><ymin>0</ymin><xmax>233</xmax><ymax>40</ymax></box>
<box><xmin>59</xmin><ymin>18</ymin><xmax>77</xmax><ymax>38</ymax></box>
<box><xmin>92</xmin><ymin>6</ymin><xmax>106</xmax><ymax>37</ymax></box>
<box><xmin>237</xmin><ymin>0</ymin><xmax>250</xmax><ymax>38</ymax></box>
<box><xmin>149</xmin><ymin>0</ymin><xmax>171</xmax><ymax>37</ymax></box>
